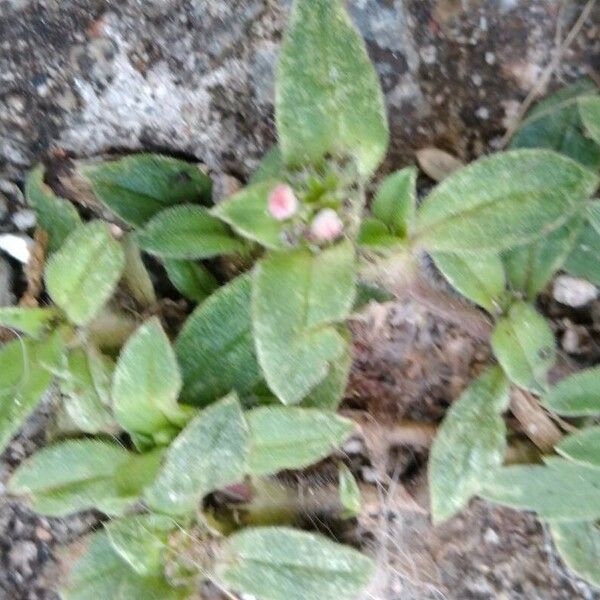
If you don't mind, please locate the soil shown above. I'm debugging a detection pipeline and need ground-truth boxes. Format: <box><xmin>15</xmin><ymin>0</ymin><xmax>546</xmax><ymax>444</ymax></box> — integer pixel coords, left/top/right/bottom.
<box><xmin>1</xmin><ymin>1</ymin><xmax>600</xmax><ymax>599</ymax></box>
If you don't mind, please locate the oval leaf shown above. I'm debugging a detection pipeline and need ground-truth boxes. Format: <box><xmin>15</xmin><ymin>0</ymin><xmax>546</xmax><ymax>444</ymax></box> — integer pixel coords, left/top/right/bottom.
<box><xmin>551</xmin><ymin>521</ymin><xmax>600</xmax><ymax>588</ymax></box>
<box><xmin>579</xmin><ymin>96</ymin><xmax>600</xmax><ymax>146</ymax></box>
<box><xmin>25</xmin><ymin>165</ymin><xmax>82</xmax><ymax>253</ymax></box>
<box><xmin>491</xmin><ymin>301</ymin><xmax>555</xmax><ymax>393</ymax></box>
<box><xmin>113</xmin><ymin>318</ymin><xmax>191</xmax><ymax>442</ymax></box>
<box><xmin>564</xmin><ymin>222</ymin><xmax>600</xmax><ymax>285</ymax></box>
<box><xmin>253</xmin><ymin>242</ymin><xmax>355</xmax><ymax>405</ymax></box>
<box><xmin>339</xmin><ymin>463</ymin><xmax>361</xmax><ymax>519</ymax></box>
<box><xmin>276</xmin><ymin>0</ymin><xmax>388</xmax><ymax>178</ymax></box>
<box><xmin>432</xmin><ymin>252</ymin><xmax>505</xmax><ymax>312</ymax></box>
<box><xmin>543</xmin><ymin>366</ymin><xmax>600</xmax><ymax>416</ymax></box>
<box><xmin>45</xmin><ymin>221</ymin><xmax>125</xmax><ymax>326</ymax></box>
<box><xmin>415</xmin><ymin>150</ymin><xmax>598</xmax><ymax>253</ymax></box>
<box><xmin>219</xmin><ymin>526</ymin><xmax>375</xmax><ymax>600</ymax></box>
<box><xmin>428</xmin><ymin>366</ymin><xmax>510</xmax><ymax>523</ymax></box>
<box><xmin>145</xmin><ymin>394</ymin><xmax>249</xmax><ymax>517</ymax></box>
<box><xmin>163</xmin><ymin>258</ymin><xmax>218</xmax><ymax>303</ymax></box>
<box><xmin>80</xmin><ymin>154</ymin><xmax>212</xmax><ymax>227</ymax></box>
<box><xmin>136</xmin><ymin>205</ymin><xmax>245</xmax><ymax>259</ymax></box>
<box><xmin>0</xmin><ymin>306</ymin><xmax>57</xmax><ymax>337</ymax></box>
<box><xmin>371</xmin><ymin>167</ymin><xmax>417</xmax><ymax>236</ymax></box>
<box><xmin>246</xmin><ymin>406</ymin><xmax>353</xmax><ymax>475</ymax></box>
<box><xmin>176</xmin><ymin>274</ymin><xmax>261</xmax><ymax>406</ymax></box>
<box><xmin>481</xmin><ymin>460</ymin><xmax>600</xmax><ymax>521</ymax></box>
<box><xmin>556</xmin><ymin>426</ymin><xmax>600</xmax><ymax>467</ymax></box>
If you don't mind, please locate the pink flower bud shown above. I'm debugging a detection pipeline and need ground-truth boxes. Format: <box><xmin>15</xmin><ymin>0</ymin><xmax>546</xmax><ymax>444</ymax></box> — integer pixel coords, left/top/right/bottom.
<box><xmin>309</xmin><ymin>208</ymin><xmax>343</xmax><ymax>241</ymax></box>
<box><xmin>268</xmin><ymin>184</ymin><xmax>298</xmax><ymax>221</ymax></box>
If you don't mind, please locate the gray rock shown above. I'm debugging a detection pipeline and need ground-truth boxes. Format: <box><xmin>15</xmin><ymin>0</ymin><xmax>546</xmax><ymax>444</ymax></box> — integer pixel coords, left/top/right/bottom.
<box><xmin>0</xmin><ymin>255</ymin><xmax>14</xmax><ymax>306</ymax></box>
<box><xmin>553</xmin><ymin>275</ymin><xmax>598</xmax><ymax>308</ymax></box>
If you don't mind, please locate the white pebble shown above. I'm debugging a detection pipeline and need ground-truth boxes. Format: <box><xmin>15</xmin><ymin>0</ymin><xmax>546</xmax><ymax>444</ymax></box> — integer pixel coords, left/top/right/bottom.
<box><xmin>12</xmin><ymin>209</ymin><xmax>36</xmax><ymax>230</ymax></box>
<box><xmin>475</xmin><ymin>106</ymin><xmax>490</xmax><ymax>120</ymax></box>
<box><xmin>485</xmin><ymin>51</ymin><xmax>496</xmax><ymax>65</ymax></box>
<box><xmin>419</xmin><ymin>45</ymin><xmax>437</xmax><ymax>65</ymax></box>
<box><xmin>0</xmin><ymin>233</ymin><xmax>32</xmax><ymax>264</ymax></box>
<box><xmin>553</xmin><ymin>275</ymin><xmax>597</xmax><ymax>307</ymax></box>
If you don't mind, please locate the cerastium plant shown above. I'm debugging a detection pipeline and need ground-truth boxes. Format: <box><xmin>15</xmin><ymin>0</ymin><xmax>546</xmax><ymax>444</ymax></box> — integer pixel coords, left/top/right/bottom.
<box><xmin>1</xmin><ymin>0</ymin><xmax>600</xmax><ymax>596</ymax></box>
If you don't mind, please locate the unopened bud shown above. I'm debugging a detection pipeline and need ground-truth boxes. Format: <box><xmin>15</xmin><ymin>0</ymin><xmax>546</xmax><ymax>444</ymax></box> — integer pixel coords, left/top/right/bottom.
<box><xmin>309</xmin><ymin>208</ymin><xmax>343</xmax><ymax>241</ymax></box>
<box><xmin>268</xmin><ymin>184</ymin><xmax>298</xmax><ymax>221</ymax></box>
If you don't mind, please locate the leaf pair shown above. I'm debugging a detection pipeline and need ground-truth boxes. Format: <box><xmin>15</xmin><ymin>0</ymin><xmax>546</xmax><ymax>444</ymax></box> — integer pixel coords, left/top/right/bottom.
<box><xmin>145</xmin><ymin>394</ymin><xmax>353</xmax><ymax>517</ymax></box>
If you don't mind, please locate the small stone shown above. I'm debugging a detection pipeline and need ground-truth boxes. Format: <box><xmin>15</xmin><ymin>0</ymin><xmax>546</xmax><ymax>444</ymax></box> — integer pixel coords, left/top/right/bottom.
<box><xmin>9</xmin><ymin>540</ymin><xmax>38</xmax><ymax>577</ymax></box>
<box><xmin>553</xmin><ymin>275</ymin><xmax>597</xmax><ymax>307</ymax></box>
<box><xmin>12</xmin><ymin>209</ymin><xmax>36</xmax><ymax>230</ymax></box>
<box><xmin>35</xmin><ymin>526</ymin><xmax>52</xmax><ymax>542</ymax></box>
<box><xmin>561</xmin><ymin>328</ymin><xmax>580</xmax><ymax>354</ymax></box>
<box><xmin>475</xmin><ymin>106</ymin><xmax>490</xmax><ymax>120</ymax></box>
<box><xmin>471</xmin><ymin>73</ymin><xmax>483</xmax><ymax>86</ymax></box>
<box><xmin>0</xmin><ymin>233</ymin><xmax>32</xmax><ymax>264</ymax></box>
<box><xmin>485</xmin><ymin>51</ymin><xmax>496</xmax><ymax>65</ymax></box>
<box><xmin>343</xmin><ymin>438</ymin><xmax>365</xmax><ymax>455</ymax></box>
<box><xmin>484</xmin><ymin>527</ymin><xmax>500</xmax><ymax>545</ymax></box>
<box><xmin>361</xmin><ymin>465</ymin><xmax>379</xmax><ymax>483</ymax></box>
<box><xmin>419</xmin><ymin>45</ymin><xmax>437</xmax><ymax>65</ymax></box>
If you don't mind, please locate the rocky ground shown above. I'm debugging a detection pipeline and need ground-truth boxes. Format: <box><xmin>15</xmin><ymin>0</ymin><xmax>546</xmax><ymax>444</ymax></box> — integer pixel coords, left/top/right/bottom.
<box><xmin>1</xmin><ymin>0</ymin><xmax>600</xmax><ymax>598</ymax></box>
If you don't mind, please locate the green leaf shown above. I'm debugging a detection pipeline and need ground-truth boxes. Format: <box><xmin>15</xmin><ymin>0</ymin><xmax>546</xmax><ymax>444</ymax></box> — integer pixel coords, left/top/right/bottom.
<box><xmin>0</xmin><ymin>332</ymin><xmax>63</xmax><ymax>453</ymax></box>
<box><xmin>509</xmin><ymin>80</ymin><xmax>600</xmax><ymax>169</ymax></box>
<box><xmin>302</xmin><ymin>336</ymin><xmax>352</xmax><ymax>410</ymax></box>
<box><xmin>550</xmin><ymin>521</ymin><xmax>600</xmax><ymax>588</ymax></box>
<box><xmin>564</xmin><ymin>222</ymin><xmax>600</xmax><ymax>285</ymax></box>
<box><xmin>579</xmin><ymin>96</ymin><xmax>600</xmax><ymax>146</ymax></box>
<box><xmin>136</xmin><ymin>205</ymin><xmax>245</xmax><ymax>259</ymax></box>
<box><xmin>25</xmin><ymin>165</ymin><xmax>82</xmax><ymax>253</ymax></box>
<box><xmin>371</xmin><ymin>167</ymin><xmax>417</xmax><ymax>235</ymax></box>
<box><xmin>7</xmin><ymin>439</ymin><xmax>148</xmax><ymax>516</ymax></box>
<box><xmin>428</xmin><ymin>366</ymin><xmax>510</xmax><ymax>523</ymax></box>
<box><xmin>163</xmin><ymin>259</ymin><xmax>218</xmax><ymax>303</ymax></box>
<box><xmin>113</xmin><ymin>318</ymin><xmax>192</xmax><ymax>443</ymax></box>
<box><xmin>61</xmin><ymin>347</ymin><xmax>114</xmax><ymax>434</ymax></box>
<box><xmin>481</xmin><ymin>460</ymin><xmax>600</xmax><ymax>521</ymax></box>
<box><xmin>253</xmin><ymin>242</ymin><xmax>356</xmax><ymax>405</ymax></box>
<box><xmin>432</xmin><ymin>252</ymin><xmax>505</xmax><ymax>312</ymax></box>
<box><xmin>250</xmin><ymin>147</ymin><xmax>284</xmax><ymax>184</ymax></box>
<box><xmin>122</xmin><ymin>234</ymin><xmax>156</xmax><ymax>307</ymax></box>
<box><xmin>145</xmin><ymin>394</ymin><xmax>249</xmax><ymax>517</ymax></box>
<box><xmin>587</xmin><ymin>200</ymin><xmax>600</xmax><ymax>235</ymax></box>
<box><xmin>276</xmin><ymin>0</ymin><xmax>388</xmax><ymax>178</ymax></box>
<box><xmin>211</xmin><ymin>180</ymin><xmax>288</xmax><ymax>250</ymax></box>
<box><xmin>543</xmin><ymin>366</ymin><xmax>600</xmax><ymax>416</ymax></box>
<box><xmin>105</xmin><ymin>514</ymin><xmax>175</xmax><ymax>577</ymax></box>
<box><xmin>176</xmin><ymin>274</ymin><xmax>261</xmax><ymax>406</ymax></box>
<box><xmin>0</xmin><ymin>306</ymin><xmax>57</xmax><ymax>337</ymax></box>
<box><xmin>357</xmin><ymin>218</ymin><xmax>404</xmax><ymax>251</ymax></box>
<box><xmin>80</xmin><ymin>154</ymin><xmax>212</xmax><ymax>227</ymax></box>
<box><xmin>415</xmin><ymin>150</ymin><xmax>598</xmax><ymax>253</ymax></box>
<box><xmin>45</xmin><ymin>221</ymin><xmax>125</xmax><ymax>326</ymax></box>
<box><xmin>219</xmin><ymin>526</ymin><xmax>375</xmax><ymax>600</ymax></box>
<box><xmin>556</xmin><ymin>426</ymin><xmax>600</xmax><ymax>467</ymax></box>
<box><xmin>246</xmin><ymin>406</ymin><xmax>353</xmax><ymax>475</ymax></box>
<box><xmin>503</xmin><ymin>213</ymin><xmax>583</xmax><ymax>298</ymax></box>
<box><xmin>338</xmin><ymin>463</ymin><xmax>361</xmax><ymax>518</ymax></box>
<box><xmin>62</xmin><ymin>531</ymin><xmax>190</xmax><ymax>600</ymax></box>
<box><xmin>491</xmin><ymin>301</ymin><xmax>555</xmax><ymax>393</ymax></box>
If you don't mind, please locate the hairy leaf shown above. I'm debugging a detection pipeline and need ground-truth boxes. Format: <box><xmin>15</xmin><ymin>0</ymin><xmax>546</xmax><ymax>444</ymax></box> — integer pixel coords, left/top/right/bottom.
<box><xmin>564</xmin><ymin>222</ymin><xmax>600</xmax><ymax>285</ymax></box>
<box><xmin>415</xmin><ymin>150</ymin><xmax>598</xmax><ymax>253</ymax></box>
<box><xmin>0</xmin><ymin>306</ymin><xmax>57</xmax><ymax>337</ymax></box>
<box><xmin>25</xmin><ymin>165</ymin><xmax>82</xmax><ymax>252</ymax></box>
<box><xmin>251</xmin><ymin>147</ymin><xmax>284</xmax><ymax>184</ymax></box>
<box><xmin>246</xmin><ymin>406</ymin><xmax>353</xmax><ymax>475</ymax></box>
<box><xmin>432</xmin><ymin>252</ymin><xmax>505</xmax><ymax>312</ymax></box>
<box><xmin>503</xmin><ymin>214</ymin><xmax>583</xmax><ymax>298</ymax></box>
<box><xmin>276</xmin><ymin>0</ymin><xmax>388</xmax><ymax>178</ymax></box>
<box><xmin>481</xmin><ymin>460</ymin><xmax>600</xmax><ymax>521</ymax></box>
<box><xmin>510</xmin><ymin>80</ymin><xmax>600</xmax><ymax>169</ymax></box>
<box><xmin>136</xmin><ymin>205</ymin><xmax>245</xmax><ymax>259</ymax></box>
<box><xmin>371</xmin><ymin>167</ymin><xmax>417</xmax><ymax>235</ymax></box>
<box><xmin>219</xmin><ymin>527</ymin><xmax>375</xmax><ymax>600</ymax></box>
<box><xmin>81</xmin><ymin>154</ymin><xmax>212</xmax><ymax>227</ymax></box>
<box><xmin>7</xmin><ymin>439</ymin><xmax>152</xmax><ymax>516</ymax></box>
<box><xmin>428</xmin><ymin>367</ymin><xmax>510</xmax><ymax>523</ymax></box>
<box><xmin>211</xmin><ymin>180</ymin><xmax>288</xmax><ymax>250</ymax></box>
<box><xmin>339</xmin><ymin>463</ymin><xmax>361</xmax><ymax>518</ymax></box>
<box><xmin>176</xmin><ymin>274</ymin><xmax>261</xmax><ymax>405</ymax></box>
<box><xmin>45</xmin><ymin>221</ymin><xmax>125</xmax><ymax>326</ymax></box>
<box><xmin>105</xmin><ymin>514</ymin><xmax>175</xmax><ymax>577</ymax></box>
<box><xmin>113</xmin><ymin>318</ymin><xmax>191</xmax><ymax>443</ymax></box>
<box><xmin>253</xmin><ymin>242</ymin><xmax>355</xmax><ymax>405</ymax></box>
<box><xmin>491</xmin><ymin>301</ymin><xmax>555</xmax><ymax>393</ymax></box>
<box><xmin>145</xmin><ymin>394</ymin><xmax>249</xmax><ymax>516</ymax></box>
<box><xmin>163</xmin><ymin>259</ymin><xmax>218</xmax><ymax>303</ymax></box>
<box><xmin>579</xmin><ymin>96</ymin><xmax>600</xmax><ymax>146</ymax></box>
<box><xmin>61</xmin><ymin>347</ymin><xmax>114</xmax><ymax>434</ymax></box>
<box><xmin>556</xmin><ymin>426</ymin><xmax>600</xmax><ymax>467</ymax></box>
<box><xmin>543</xmin><ymin>366</ymin><xmax>600</xmax><ymax>416</ymax></box>
<box><xmin>62</xmin><ymin>531</ymin><xmax>189</xmax><ymax>600</ymax></box>
<box><xmin>357</xmin><ymin>218</ymin><xmax>405</xmax><ymax>251</ymax></box>
<box><xmin>122</xmin><ymin>234</ymin><xmax>156</xmax><ymax>307</ymax></box>
<box><xmin>550</xmin><ymin>521</ymin><xmax>600</xmax><ymax>588</ymax></box>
